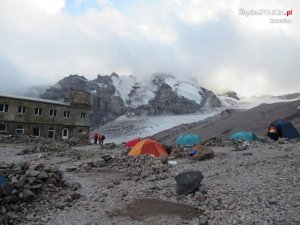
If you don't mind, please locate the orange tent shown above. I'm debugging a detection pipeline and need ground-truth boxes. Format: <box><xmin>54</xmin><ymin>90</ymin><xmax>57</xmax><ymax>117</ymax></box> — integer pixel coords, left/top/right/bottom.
<box><xmin>128</xmin><ymin>139</ymin><xmax>168</xmax><ymax>157</ymax></box>
<box><xmin>126</xmin><ymin>138</ymin><xmax>141</xmax><ymax>148</ymax></box>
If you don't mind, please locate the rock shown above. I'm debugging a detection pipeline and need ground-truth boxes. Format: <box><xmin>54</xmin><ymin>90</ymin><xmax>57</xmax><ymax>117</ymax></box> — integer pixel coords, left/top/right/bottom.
<box><xmin>175</xmin><ymin>171</ymin><xmax>204</xmax><ymax>195</ymax></box>
<box><xmin>4</xmin><ymin>195</ymin><xmax>19</xmax><ymax>203</ymax></box>
<box><xmin>71</xmin><ymin>192</ymin><xmax>81</xmax><ymax>200</ymax></box>
<box><xmin>112</xmin><ymin>180</ymin><xmax>121</xmax><ymax>185</ymax></box>
<box><xmin>198</xmin><ymin>216</ymin><xmax>209</xmax><ymax>225</ymax></box>
<box><xmin>160</xmin><ymin>155</ymin><xmax>168</xmax><ymax>164</ymax></box>
<box><xmin>1</xmin><ymin>183</ymin><xmax>14</xmax><ymax>195</ymax></box>
<box><xmin>23</xmin><ymin>189</ymin><xmax>35</xmax><ymax>202</ymax></box>
<box><xmin>195</xmin><ymin>192</ymin><xmax>206</xmax><ymax>202</ymax></box>
<box><xmin>199</xmin><ymin>185</ymin><xmax>208</xmax><ymax>195</ymax></box>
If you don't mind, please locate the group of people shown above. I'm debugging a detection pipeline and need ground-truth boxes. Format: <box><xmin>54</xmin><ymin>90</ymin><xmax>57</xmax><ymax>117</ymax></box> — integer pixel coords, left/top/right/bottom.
<box><xmin>93</xmin><ymin>132</ymin><xmax>105</xmax><ymax>146</ymax></box>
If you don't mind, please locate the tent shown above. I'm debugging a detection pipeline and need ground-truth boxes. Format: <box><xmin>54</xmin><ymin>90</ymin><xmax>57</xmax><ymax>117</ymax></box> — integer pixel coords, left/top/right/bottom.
<box><xmin>230</xmin><ymin>131</ymin><xmax>257</xmax><ymax>141</ymax></box>
<box><xmin>176</xmin><ymin>134</ymin><xmax>201</xmax><ymax>146</ymax></box>
<box><xmin>128</xmin><ymin>139</ymin><xmax>168</xmax><ymax>157</ymax></box>
<box><xmin>268</xmin><ymin>119</ymin><xmax>300</xmax><ymax>140</ymax></box>
<box><xmin>126</xmin><ymin>138</ymin><xmax>141</xmax><ymax>148</ymax></box>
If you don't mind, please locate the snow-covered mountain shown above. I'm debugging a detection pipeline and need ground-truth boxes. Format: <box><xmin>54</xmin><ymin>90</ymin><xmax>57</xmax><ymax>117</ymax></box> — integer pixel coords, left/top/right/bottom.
<box><xmin>39</xmin><ymin>73</ymin><xmax>221</xmax><ymax>127</ymax></box>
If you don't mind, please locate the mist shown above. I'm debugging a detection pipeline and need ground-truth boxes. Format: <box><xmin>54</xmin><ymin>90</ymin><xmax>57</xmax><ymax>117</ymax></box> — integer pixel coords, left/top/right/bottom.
<box><xmin>0</xmin><ymin>0</ymin><xmax>299</xmax><ymax>97</ymax></box>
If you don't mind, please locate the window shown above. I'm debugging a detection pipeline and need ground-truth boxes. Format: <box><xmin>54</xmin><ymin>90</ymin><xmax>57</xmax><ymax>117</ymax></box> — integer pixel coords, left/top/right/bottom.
<box><xmin>18</xmin><ymin>106</ymin><xmax>26</xmax><ymax>114</ymax></box>
<box><xmin>0</xmin><ymin>104</ymin><xmax>8</xmax><ymax>112</ymax></box>
<box><xmin>81</xmin><ymin>113</ymin><xmax>86</xmax><ymax>119</ymax></box>
<box><xmin>50</xmin><ymin>109</ymin><xmax>57</xmax><ymax>117</ymax></box>
<box><xmin>64</xmin><ymin>111</ymin><xmax>70</xmax><ymax>118</ymax></box>
<box><xmin>16</xmin><ymin>125</ymin><xmax>24</xmax><ymax>134</ymax></box>
<box><xmin>0</xmin><ymin>124</ymin><xmax>7</xmax><ymax>133</ymax></box>
<box><xmin>48</xmin><ymin>127</ymin><xmax>55</xmax><ymax>139</ymax></box>
<box><xmin>34</xmin><ymin>108</ymin><xmax>42</xmax><ymax>115</ymax></box>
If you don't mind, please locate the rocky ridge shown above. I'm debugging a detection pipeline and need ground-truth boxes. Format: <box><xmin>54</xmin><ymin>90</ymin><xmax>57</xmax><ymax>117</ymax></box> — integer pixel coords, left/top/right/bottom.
<box><xmin>39</xmin><ymin>73</ymin><xmax>221</xmax><ymax>127</ymax></box>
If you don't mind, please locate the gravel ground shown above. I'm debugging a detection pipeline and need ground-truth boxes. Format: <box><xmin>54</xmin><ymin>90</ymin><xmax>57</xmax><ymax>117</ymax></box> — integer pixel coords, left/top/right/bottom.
<box><xmin>1</xmin><ymin>140</ymin><xmax>300</xmax><ymax>225</ymax></box>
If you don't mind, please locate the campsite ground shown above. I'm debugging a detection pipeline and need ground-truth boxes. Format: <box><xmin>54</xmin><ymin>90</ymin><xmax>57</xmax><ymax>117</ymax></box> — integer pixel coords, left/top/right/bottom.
<box><xmin>1</xmin><ymin>138</ymin><xmax>300</xmax><ymax>225</ymax></box>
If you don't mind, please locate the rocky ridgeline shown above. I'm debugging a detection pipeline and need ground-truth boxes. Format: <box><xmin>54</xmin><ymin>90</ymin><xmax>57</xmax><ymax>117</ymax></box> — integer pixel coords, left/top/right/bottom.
<box><xmin>0</xmin><ymin>135</ymin><xmax>43</xmax><ymax>144</ymax></box>
<box><xmin>0</xmin><ymin>135</ymin><xmax>83</xmax><ymax>147</ymax></box>
<box><xmin>200</xmin><ymin>137</ymin><xmax>245</xmax><ymax>147</ymax></box>
<box><xmin>18</xmin><ymin>142</ymin><xmax>70</xmax><ymax>156</ymax></box>
<box><xmin>0</xmin><ymin>162</ymin><xmax>81</xmax><ymax>225</ymax></box>
<box><xmin>109</xmin><ymin>154</ymin><xmax>170</xmax><ymax>181</ymax></box>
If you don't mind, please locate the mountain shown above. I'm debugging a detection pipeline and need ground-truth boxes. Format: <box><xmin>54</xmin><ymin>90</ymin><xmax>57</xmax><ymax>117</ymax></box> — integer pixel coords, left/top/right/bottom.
<box><xmin>39</xmin><ymin>73</ymin><xmax>221</xmax><ymax>127</ymax></box>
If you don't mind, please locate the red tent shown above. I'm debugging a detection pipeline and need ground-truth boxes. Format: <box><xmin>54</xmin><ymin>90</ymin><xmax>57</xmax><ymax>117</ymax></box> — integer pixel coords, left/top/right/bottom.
<box><xmin>126</xmin><ymin>138</ymin><xmax>141</xmax><ymax>148</ymax></box>
<box><xmin>128</xmin><ymin>139</ymin><xmax>168</xmax><ymax>157</ymax></box>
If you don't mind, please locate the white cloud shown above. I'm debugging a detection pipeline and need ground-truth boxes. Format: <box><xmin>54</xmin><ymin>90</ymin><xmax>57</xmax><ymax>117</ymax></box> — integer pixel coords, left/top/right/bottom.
<box><xmin>0</xmin><ymin>0</ymin><xmax>299</xmax><ymax>97</ymax></box>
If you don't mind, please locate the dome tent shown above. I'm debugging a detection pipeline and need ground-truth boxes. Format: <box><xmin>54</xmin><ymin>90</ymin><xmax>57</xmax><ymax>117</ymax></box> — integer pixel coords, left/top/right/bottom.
<box><xmin>126</xmin><ymin>138</ymin><xmax>141</xmax><ymax>148</ymax></box>
<box><xmin>268</xmin><ymin>119</ymin><xmax>300</xmax><ymax>141</ymax></box>
<box><xmin>176</xmin><ymin>134</ymin><xmax>201</xmax><ymax>146</ymax></box>
<box><xmin>128</xmin><ymin>139</ymin><xmax>168</xmax><ymax>157</ymax></box>
<box><xmin>230</xmin><ymin>131</ymin><xmax>257</xmax><ymax>141</ymax></box>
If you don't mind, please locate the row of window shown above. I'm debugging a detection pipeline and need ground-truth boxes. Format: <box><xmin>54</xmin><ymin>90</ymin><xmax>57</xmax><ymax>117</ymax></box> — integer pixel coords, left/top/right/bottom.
<box><xmin>0</xmin><ymin>104</ymin><xmax>86</xmax><ymax>119</ymax></box>
<box><xmin>0</xmin><ymin>124</ymin><xmax>78</xmax><ymax>139</ymax></box>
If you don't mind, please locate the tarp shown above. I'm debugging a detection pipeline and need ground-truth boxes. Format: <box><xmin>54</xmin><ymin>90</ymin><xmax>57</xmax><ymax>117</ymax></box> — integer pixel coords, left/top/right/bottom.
<box><xmin>230</xmin><ymin>131</ymin><xmax>257</xmax><ymax>141</ymax></box>
<box><xmin>269</xmin><ymin>119</ymin><xmax>300</xmax><ymax>139</ymax></box>
<box><xmin>176</xmin><ymin>134</ymin><xmax>201</xmax><ymax>146</ymax></box>
<box><xmin>128</xmin><ymin>139</ymin><xmax>168</xmax><ymax>157</ymax></box>
<box><xmin>0</xmin><ymin>175</ymin><xmax>7</xmax><ymax>186</ymax></box>
<box><xmin>126</xmin><ymin>138</ymin><xmax>141</xmax><ymax>148</ymax></box>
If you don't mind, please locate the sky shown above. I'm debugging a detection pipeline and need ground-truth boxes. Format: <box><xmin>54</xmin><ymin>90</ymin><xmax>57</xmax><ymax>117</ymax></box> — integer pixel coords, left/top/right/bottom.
<box><xmin>0</xmin><ymin>0</ymin><xmax>299</xmax><ymax>97</ymax></box>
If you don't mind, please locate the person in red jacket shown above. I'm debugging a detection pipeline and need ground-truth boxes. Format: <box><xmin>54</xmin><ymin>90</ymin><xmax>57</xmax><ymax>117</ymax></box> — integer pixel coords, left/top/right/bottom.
<box><xmin>93</xmin><ymin>132</ymin><xmax>98</xmax><ymax>144</ymax></box>
<box><xmin>98</xmin><ymin>134</ymin><xmax>105</xmax><ymax>146</ymax></box>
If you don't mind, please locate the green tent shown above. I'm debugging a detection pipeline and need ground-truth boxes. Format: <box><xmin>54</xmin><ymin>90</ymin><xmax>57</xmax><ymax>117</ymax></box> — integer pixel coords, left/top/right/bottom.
<box><xmin>176</xmin><ymin>134</ymin><xmax>201</xmax><ymax>146</ymax></box>
<box><xmin>230</xmin><ymin>131</ymin><xmax>257</xmax><ymax>141</ymax></box>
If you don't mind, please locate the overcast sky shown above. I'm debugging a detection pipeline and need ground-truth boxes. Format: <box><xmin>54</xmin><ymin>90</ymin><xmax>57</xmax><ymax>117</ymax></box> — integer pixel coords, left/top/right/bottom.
<box><xmin>0</xmin><ymin>0</ymin><xmax>299</xmax><ymax>97</ymax></box>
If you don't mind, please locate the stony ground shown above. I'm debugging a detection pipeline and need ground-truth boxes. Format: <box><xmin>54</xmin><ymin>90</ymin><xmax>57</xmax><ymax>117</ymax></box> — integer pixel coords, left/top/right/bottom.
<box><xmin>0</xmin><ymin>136</ymin><xmax>300</xmax><ymax>225</ymax></box>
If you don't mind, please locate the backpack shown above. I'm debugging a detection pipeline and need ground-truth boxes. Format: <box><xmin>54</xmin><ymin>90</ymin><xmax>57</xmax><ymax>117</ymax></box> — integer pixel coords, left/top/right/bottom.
<box><xmin>102</xmin><ymin>135</ymin><xmax>106</xmax><ymax>140</ymax></box>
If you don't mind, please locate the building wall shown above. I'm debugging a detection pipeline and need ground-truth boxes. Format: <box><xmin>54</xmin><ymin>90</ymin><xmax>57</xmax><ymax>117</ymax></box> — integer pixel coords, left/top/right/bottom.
<box><xmin>0</xmin><ymin>90</ymin><xmax>91</xmax><ymax>139</ymax></box>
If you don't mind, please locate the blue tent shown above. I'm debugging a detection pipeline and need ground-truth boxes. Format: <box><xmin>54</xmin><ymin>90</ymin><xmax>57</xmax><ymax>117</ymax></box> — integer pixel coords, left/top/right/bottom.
<box><xmin>176</xmin><ymin>134</ymin><xmax>201</xmax><ymax>146</ymax></box>
<box><xmin>230</xmin><ymin>131</ymin><xmax>257</xmax><ymax>141</ymax></box>
<box><xmin>269</xmin><ymin>119</ymin><xmax>300</xmax><ymax>139</ymax></box>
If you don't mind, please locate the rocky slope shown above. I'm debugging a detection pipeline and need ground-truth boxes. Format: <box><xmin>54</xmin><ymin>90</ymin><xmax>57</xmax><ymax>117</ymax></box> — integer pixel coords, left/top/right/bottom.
<box><xmin>151</xmin><ymin>99</ymin><xmax>300</xmax><ymax>145</ymax></box>
<box><xmin>39</xmin><ymin>73</ymin><xmax>221</xmax><ymax>127</ymax></box>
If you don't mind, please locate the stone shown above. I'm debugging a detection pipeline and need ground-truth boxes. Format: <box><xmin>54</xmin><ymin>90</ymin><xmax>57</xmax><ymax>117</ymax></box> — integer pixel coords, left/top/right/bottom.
<box><xmin>199</xmin><ymin>185</ymin><xmax>208</xmax><ymax>195</ymax></box>
<box><xmin>38</xmin><ymin>171</ymin><xmax>49</xmax><ymax>180</ymax></box>
<box><xmin>175</xmin><ymin>171</ymin><xmax>204</xmax><ymax>195</ymax></box>
<box><xmin>26</xmin><ymin>170</ymin><xmax>40</xmax><ymax>177</ymax></box>
<box><xmin>1</xmin><ymin>183</ymin><xmax>14</xmax><ymax>195</ymax></box>
<box><xmin>4</xmin><ymin>195</ymin><xmax>19</xmax><ymax>203</ymax></box>
<box><xmin>71</xmin><ymin>192</ymin><xmax>81</xmax><ymax>200</ymax></box>
<box><xmin>23</xmin><ymin>189</ymin><xmax>35</xmax><ymax>202</ymax></box>
<box><xmin>198</xmin><ymin>216</ymin><xmax>209</xmax><ymax>225</ymax></box>
<box><xmin>160</xmin><ymin>155</ymin><xmax>168</xmax><ymax>164</ymax></box>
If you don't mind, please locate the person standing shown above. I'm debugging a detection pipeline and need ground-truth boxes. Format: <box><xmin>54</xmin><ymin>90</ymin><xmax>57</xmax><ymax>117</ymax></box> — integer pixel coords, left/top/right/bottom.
<box><xmin>98</xmin><ymin>134</ymin><xmax>105</xmax><ymax>146</ymax></box>
<box><xmin>93</xmin><ymin>132</ymin><xmax>99</xmax><ymax>144</ymax></box>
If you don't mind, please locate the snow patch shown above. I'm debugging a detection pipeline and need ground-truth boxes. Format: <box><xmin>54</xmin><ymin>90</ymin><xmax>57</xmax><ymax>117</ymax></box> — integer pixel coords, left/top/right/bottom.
<box><xmin>111</xmin><ymin>75</ymin><xmax>135</xmax><ymax>104</ymax></box>
<box><xmin>164</xmin><ymin>77</ymin><xmax>203</xmax><ymax>104</ymax></box>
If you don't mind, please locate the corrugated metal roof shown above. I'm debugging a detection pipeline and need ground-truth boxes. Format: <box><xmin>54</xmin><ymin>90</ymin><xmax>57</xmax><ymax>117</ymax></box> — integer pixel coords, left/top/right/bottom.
<box><xmin>0</xmin><ymin>93</ymin><xmax>70</xmax><ymax>106</ymax></box>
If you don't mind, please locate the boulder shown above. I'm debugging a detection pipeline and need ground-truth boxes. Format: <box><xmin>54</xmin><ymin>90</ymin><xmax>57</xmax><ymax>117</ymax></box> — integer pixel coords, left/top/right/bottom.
<box><xmin>175</xmin><ymin>171</ymin><xmax>204</xmax><ymax>195</ymax></box>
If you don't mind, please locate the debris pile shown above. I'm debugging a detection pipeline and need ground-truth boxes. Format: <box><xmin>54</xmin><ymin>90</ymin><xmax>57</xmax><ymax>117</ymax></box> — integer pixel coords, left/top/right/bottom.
<box><xmin>200</xmin><ymin>137</ymin><xmax>243</xmax><ymax>147</ymax></box>
<box><xmin>0</xmin><ymin>162</ymin><xmax>81</xmax><ymax>225</ymax></box>
<box><xmin>18</xmin><ymin>142</ymin><xmax>70</xmax><ymax>156</ymax></box>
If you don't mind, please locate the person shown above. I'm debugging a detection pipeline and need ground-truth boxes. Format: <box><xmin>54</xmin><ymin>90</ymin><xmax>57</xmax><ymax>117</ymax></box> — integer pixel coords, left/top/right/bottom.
<box><xmin>93</xmin><ymin>132</ymin><xmax>98</xmax><ymax>144</ymax></box>
<box><xmin>99</xmin><ymin>134</ymin><xmax>105</xmax><ymax>146</ymax></box>
<box><xmin>267</xmin><ymin>126</ymin><xmax>279</xmax><ymax>141</ymax></box>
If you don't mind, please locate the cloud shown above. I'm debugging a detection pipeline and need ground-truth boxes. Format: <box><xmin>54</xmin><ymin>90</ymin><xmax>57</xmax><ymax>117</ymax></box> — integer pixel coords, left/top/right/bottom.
<box><xmin>0</xmin><ymin>0</ymin><xmax>299</xmax><ymax>97</ymax></box>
